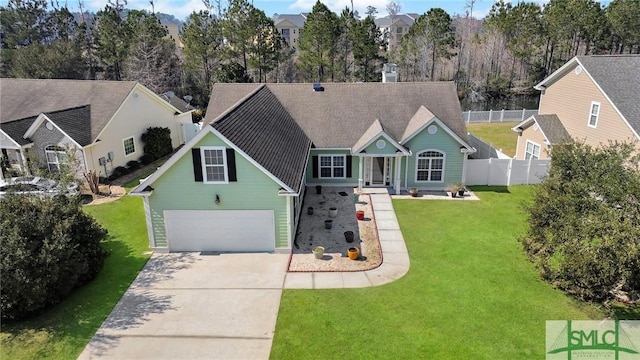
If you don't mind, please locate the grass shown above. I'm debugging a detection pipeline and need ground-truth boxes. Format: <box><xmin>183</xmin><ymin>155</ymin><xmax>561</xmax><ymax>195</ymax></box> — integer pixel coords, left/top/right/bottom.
<box><xmin>0</xmin><ymin>196</ymin><xmax>151</xmax><ymax>360</ymax></box>
<box><xmin>271</xmin><ymin>186</ymin><xmax>611</xmax><ymax>359</ymax></box>
<box><xmin>467</xmin><ymin>122</ymin><xmax>519</xmax><ymax>157</ymax></box>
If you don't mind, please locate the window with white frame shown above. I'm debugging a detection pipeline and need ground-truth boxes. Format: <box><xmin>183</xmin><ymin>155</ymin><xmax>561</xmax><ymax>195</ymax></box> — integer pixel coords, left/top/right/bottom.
<box><xmin>123</xmin><ymin>137</ymin><xmax>135</xmax><ymax>156</ymax></box>
<box><xmin>201</xmin><ymin>147</ymin><xmax>228</xmax><ymax>183</ymax></box>
<box><xmin>525</xmin><ymin>140</ymin><xmax>541</xmax><ymax>160</ymax></box>
<box><xmin>319</xmin><ymin>155</ymin><xmax>346</xmax><ymax>179</ymax></box>
<box><xmin>45</xmin><ymin>145</ymin><xmax>67</xmax><ymax>172</ymax></box>
<box><xmin>416</xmin><ymin>150</ymin><xmax>444</xmax><ymax>182</ymax></box>
<box><xmin>588</xmin><ymin>101</ymin><xmax>600</xmax><ymax>128</ymax></box>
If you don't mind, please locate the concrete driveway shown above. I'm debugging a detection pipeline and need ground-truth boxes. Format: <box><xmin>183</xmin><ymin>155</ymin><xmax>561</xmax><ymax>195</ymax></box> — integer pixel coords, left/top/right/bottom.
<box><xmin>78</xmin><ymin>252</ymin><xmax>290</xmax><ymax>360</ymax></box>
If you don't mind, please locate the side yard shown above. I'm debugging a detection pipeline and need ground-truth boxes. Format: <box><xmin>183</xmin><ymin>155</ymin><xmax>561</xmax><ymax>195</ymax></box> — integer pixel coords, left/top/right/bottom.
<box><xmin>0</xmin><ymin>196</ymin><xmax>151</xmax><ymax>360</ymax></box>
<box><xmin>270</xmin><ymin>186</ymin><xmax>605</xmax><ymax>359</ymax></box>
<box><xmin>467</xmin><ymin>122</ymin><xmax>518</xmax><ymax>157</ymax></box>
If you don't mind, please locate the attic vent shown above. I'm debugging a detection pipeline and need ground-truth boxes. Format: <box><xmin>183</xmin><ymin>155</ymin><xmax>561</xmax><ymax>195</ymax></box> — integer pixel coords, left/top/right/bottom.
<box><xmin>313</xmin><ymin>82</ymin><xmax>324</xmax><ymax>92</ymax></box>
<box><xmin>575</xmin><ymin>66</ymin><xmax>582</xmax><ymax>75</ymax></box>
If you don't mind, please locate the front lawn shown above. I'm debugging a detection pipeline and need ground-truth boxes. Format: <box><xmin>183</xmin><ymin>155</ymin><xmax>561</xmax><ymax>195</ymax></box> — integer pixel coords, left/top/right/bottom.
<box><xmin>271</xmin><ymin>186</ymin><xmax>606</xmax><ymax>359</ymax></box>
<box><xmin>0</xmin><ymin>196</ymin><xmax>150</xmax><ymax>360</ymax></box>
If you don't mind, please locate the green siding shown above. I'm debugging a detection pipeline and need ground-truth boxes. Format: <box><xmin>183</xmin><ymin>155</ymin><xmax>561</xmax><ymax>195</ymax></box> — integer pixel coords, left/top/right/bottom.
<box><xmin>148</xmin><ymin>132</ymin><xmax>289</xmax><ymax>249</ymax></box>
<box><xmin>403</xmin><ymin>123</ymin><xmax>465</xmax><ymax>190</ymax></box>
<box><xmin>305</xmin><ymin>149</ymin><xmax>359</xmax><ymax>185</ymax></box>
<box><xmin>362</xmin><ymin>136</ymin><xmax>403</xmax><ymax>155</ymax></box>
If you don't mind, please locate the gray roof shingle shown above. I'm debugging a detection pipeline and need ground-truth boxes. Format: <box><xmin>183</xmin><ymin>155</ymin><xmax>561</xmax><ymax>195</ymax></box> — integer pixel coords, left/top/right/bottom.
<box><xmin>0</xmin><ymin>116</ymin><xmax>35</xmax><ymax>146</ymax></box>
<box><xmin>532</xmin><ymin>114</ymin><xmax>572</xmax><ymax>145</ymax></box>
<box><xmin>273</xmin><ymin>13</ymin><xmax>306</xmax><ymax>28</ymax></box>
<box><xmin>577</xmin><ymin>55</ymin><xmax>640</xmax><ymax>134</ymax></box>
<box><xmin>0</xmin><ymin>78</ymin><xmax>137</xmax><ymax>143</ymax></box>
<box><xmin>46</xmin><ymin>105</ymin><xmax>93</xmax><ymax>146</ymax></box>
<box><xmin>211</xmin><ymin>86</ymin><xmax>311</xmax><ymax>192</ymax></box>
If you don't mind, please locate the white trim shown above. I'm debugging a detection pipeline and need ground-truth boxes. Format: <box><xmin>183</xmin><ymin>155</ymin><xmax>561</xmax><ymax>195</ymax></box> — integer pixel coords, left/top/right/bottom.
<box><xmin>512</xmin><ymin>116</ymin><xmax>554</xmax><ymax>153</ymax></box>
<box><xmin>401</xmin><ymin>117</ymin><xmax>475</xmax><ymax>152</ymax></box>
<box><xmin>132</xmin><ymin>125</ymin><xmax>295</xmax><ymax>194</ymax></box>
<box><xmin>525</xmin><ymin>140</ymin><xmax>541</xmax><ymax>160</ymax></box>
<box><xmin>23</xmin><ymin>114</ymin><xmax>83</xmax><ymax>149</ymax></box>
<box><xmin>588</xmin><ymin>101</ymin><xmax>600</xmax><ymax>128</ymax></box>
<box><xmin>318</xmin><ymin>154</ymin><xmax>347</xmax><ymax>179</ymax></box>
<box><xmin>142</xmin><ymin>197</ymin><xmax>156</xmax><ymax>247</ymax></box>
<box><xmin>122</xmin><ymin>136</ymin><xmax>136</xmax><ymax>157</ymax></box>
<box><xmin>44</xmin><ymin>144</ymin><xmax>68</xmax><ymax>172</ymax></box>
<box><xmin>352</xmin><ymin>131</ymin><xmax>410</xmax><ymax>155</ymax></box>
<box><xmin>414</xmin><ymin>149</ymin><xmax>446</xmax><ymax>183</ymax></box>
<box><xmin>0</xmin><ymin>129</ymin><xmax>21</xmax><ymax>149</ymax></box>
<box><xmin>200</xmin><ymin>146</ymin><xmax>229</xmax><ymax>184</ymax></box>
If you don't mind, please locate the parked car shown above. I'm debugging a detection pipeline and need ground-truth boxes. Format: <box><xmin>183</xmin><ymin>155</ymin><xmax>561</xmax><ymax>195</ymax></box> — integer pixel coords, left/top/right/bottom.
<box><xmin>0</xmin><ymin>176</ymin><xmax>78</xmax><ymax>198</ymax></box>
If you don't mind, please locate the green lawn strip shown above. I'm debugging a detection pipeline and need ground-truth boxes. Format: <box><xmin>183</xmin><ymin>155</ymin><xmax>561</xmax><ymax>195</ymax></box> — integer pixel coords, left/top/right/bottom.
<box><xmin>271</xmin><ymin>186</ymin><xmax>603</xmax><ymax>359</ymax></box>
<box><xmin>0</xmin><ymin>196</ymin><xmax>150</xmax><ymax>360</ymax></box>
<box><xmin>467</xmin><ymin>122</ymin><xmax>519</xmax><ymax>157</ymax></box>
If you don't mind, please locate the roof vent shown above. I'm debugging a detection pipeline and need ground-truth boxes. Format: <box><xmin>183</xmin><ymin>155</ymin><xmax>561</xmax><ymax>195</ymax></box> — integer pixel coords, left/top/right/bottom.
<box><xmin>313</xmin><ymin>82</ymin><xmax>324</xmax><ymax>92</ymax></box>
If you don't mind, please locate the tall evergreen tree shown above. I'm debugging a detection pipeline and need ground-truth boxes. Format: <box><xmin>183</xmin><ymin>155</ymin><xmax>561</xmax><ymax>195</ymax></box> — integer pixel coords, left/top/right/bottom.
<box><xmin>297</xmin><ymin>1</ymin><xmax>339</xmax><ymax>81</ymax></box>
<box><xmin>352</xmin><ymin>14</ymin><xmax>384</xmax><ymax>81</ymax></box>
<box><xmin>94</xmin><ymin>0</ymin><xmax>132</xmax><ymax>80</ymax></box>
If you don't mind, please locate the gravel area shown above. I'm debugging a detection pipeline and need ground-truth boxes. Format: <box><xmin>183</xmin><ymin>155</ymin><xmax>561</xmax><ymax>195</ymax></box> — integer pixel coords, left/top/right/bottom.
<box><xmin>288</xmin><ymin>187</ymin><xmax>382</xmax><ymax>272</ymax></box>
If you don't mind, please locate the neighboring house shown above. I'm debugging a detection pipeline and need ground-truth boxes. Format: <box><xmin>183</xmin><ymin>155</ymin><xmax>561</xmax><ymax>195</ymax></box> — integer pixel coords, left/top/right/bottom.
<box><xmin>513</xmin><ymin>55</ymin><xmax>640</xmax><ymax>160</ymax></box>
<box><xmin>0</xmin><ymin>79</ymin><xmax>191</xmax><ymax>178</ymax></box>
<box><xmin>374</xmin><ymin>13</ymin><xmax>420</xmax><ymax>50</ymax></box>
<box><xmin>273</xmin><ymin>13</ymin><xmax>307</xmax><ymax>50</ymax></box>
<box><xmin>132</xmin><ymin>82</ymin><xmax>475</xmax><ymax>253</ymax></box>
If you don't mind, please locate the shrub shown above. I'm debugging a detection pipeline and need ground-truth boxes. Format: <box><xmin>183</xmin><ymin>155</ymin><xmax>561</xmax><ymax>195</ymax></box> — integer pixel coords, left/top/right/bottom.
<box><xmin>109</xmin><ymin>166</ymin><xmax>129</xmax><ymax>180</ymax></box>
<box><xmin>138</xmin><ymin>154</ymin><xmax>153</xmax><ymax>165</ymax></box>
<box><xmin>141</xmin><ymin>127</ymin><xmax>172</xmax><ymax>161</ymax></box>
<box><xmin>0</xmin><ymin>195</ymin><xmax>108</xmax><ymax>321</ymax></box>
<box><xmin>127</xmin><ymin>160</ymin><xmax>141</xmax><ymax>170</ymax></box>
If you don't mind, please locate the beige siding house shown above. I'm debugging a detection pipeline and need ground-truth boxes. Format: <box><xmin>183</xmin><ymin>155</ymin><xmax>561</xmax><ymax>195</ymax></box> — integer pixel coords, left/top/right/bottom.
<box><xmin>0</xmin><ymin>79</ymin><xmax>191</xmax><ymax>178</ymax></box>
<box><xmin>273</xmin><ymin>13</ymin><xmax>306</xmax><ymax>51</ymax></box>
<box><xmin>513</xmin><ymin>55</ymin><xmax>640</xmax><ymax>160</ymax></box>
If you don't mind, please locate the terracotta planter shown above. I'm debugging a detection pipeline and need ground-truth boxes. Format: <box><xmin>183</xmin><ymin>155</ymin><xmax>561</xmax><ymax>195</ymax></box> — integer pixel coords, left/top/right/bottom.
<box><xmin>356</xmin><ymin>210</ymin><xmax>365</xmax><ymax>220</ymax></box>
<box><xmin>329</xmin><ymin>207</ymin><xmax>338</xmax><ymax>218</ymax></box>
<box><xmin>347</xmin><ymin>247</ymin><xmax>359</xmax><ymax>260</ymax></box>
<box><xmin>324</xmin><ymin>220</ymin><xmax>333</xmax><ymax>229</ymax></box>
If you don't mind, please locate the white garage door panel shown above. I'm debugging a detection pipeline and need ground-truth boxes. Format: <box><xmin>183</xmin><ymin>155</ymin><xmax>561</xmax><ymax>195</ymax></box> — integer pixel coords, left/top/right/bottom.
<box><xmin>165</xmin><ymin>210</ymin><xmax>275</xmax><ymax>252</ymax></box>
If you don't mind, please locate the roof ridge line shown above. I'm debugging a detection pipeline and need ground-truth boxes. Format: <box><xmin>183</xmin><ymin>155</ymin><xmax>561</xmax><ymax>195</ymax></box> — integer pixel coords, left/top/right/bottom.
<box><xmin>207</xmin><ymin>84</ymin><xmax>266</xmax><ymax>125</ymax></box>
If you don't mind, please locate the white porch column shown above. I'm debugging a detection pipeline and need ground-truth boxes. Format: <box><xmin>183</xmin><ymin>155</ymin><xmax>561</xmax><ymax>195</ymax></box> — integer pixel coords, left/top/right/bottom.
<box><xmin>394</xmin><ymin>154</ymin><xmax>402</xmax><ymax>195</ymax></box>
<box><xmin>19</xmin><ymin>148</ymin><xmax>30</xmax><ymax>175</ymax></box>
<box><xmin>358</xmin><ymin>155</ymin><xmax>363</xmax><ymax>192</ymax></box>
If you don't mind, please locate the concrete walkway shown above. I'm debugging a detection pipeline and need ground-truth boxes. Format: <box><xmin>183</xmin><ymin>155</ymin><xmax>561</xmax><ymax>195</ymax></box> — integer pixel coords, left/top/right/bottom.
<box><xmin>284</xmin><ymin>188</ymin><xmax>410</xmax><ymax>289</ymax></box>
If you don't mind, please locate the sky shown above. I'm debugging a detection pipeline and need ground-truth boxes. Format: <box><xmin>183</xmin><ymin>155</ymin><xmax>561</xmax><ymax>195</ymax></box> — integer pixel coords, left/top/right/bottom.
<box><xmin>1</xmin><ymin>0</ymin><xmax>610</xmax><ymax>22</ymax></box>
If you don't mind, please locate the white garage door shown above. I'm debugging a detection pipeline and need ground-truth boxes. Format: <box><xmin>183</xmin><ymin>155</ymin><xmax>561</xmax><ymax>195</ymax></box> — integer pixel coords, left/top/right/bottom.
<box><xmin>164</xmin><ymin>210</ymin><xmax>275</xmax><ymax>252</ymax></box>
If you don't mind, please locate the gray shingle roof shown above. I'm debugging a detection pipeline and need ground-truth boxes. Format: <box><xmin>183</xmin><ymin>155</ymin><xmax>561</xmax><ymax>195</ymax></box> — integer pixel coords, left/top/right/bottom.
<box><xmin>375</xmin><ymin>13</ymin><xmax>420</xmax><ymax>27</ymax></box>
<box><xmin>273</xmin><ymin>13</ymin><xmax>306</xmax><ymax>28</ymax></box>
<box><xmin>352</xmin><ymin>119</ymin><xmax>384</xmax><ymax>153</ymax></box>
<box><xmin>211</xmin><ymin>86</ymin><xmax>311</xmax><ymax>192</ymax></box>
<box><xmin>46</xmin><ymin>105</ymin><xmax>93</xmax><ymax>146</ymax></box>
<box><xmin>263</xmin><ymin>82</ymin><xmax>468</xmax><ymax>148</ymax></box>
<box><xmin>0</xmin><ymin>116</ymin><xmax>35</xmax><ymax>146</ymax></box>
<box><xmin>401</xmin><ymin>106</ymin><xmax>436</xmax><ymax>143</ymax></box>
<box><xmin>577</xmin><ymin>55</ymin><xmax>640</xmax><ymax>134</ymax></box>
<box><xmin>0</xmin><ymin>78</ymin><xmax>137</xmax><ymax>142</ymax></box>
<box><xmin>532</xmin><ymin>114</ymin><xmax>572</xmax><ymax>145</ymax></box>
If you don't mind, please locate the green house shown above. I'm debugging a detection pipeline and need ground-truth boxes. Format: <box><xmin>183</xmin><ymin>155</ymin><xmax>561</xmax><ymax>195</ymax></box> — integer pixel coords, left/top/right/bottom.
<box><xmin>132</xmin><ymin>82</ymin><xmax>475</xmax><ymax>253</ymax></box>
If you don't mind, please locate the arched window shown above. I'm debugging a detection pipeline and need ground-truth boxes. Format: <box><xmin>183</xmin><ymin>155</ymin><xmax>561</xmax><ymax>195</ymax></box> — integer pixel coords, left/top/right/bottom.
<box><xmin>416</xmin><ymin>150</ymin><xmax>445</xmax><ymax>182</ymax></box>
<box><xmin>45</xmin><ymin>145</ymin><xmax>67</xmax><ymax>172</ymax></box>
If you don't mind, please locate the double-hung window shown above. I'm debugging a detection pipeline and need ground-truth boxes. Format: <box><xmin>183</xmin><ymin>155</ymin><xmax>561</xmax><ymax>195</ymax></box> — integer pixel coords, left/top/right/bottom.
<box><xmin>319</xmin><ymin>155</ymin><xmax>346</xmax><ymax>179</ymax></box>
<box><xmin>123</xmin><ymin>137</ymin><xmax>136</xmax><ymax>156</ymax></box>
<box><xmin>201</xmin><ymin>147</ymin><xmax>228</xmax><ymax>183</ymax></box>
<box><xmin>588</xmin><ymin>101</ymin><xmax>600</xmax><ymax>128</ymax></box>
<box><xmin>416</xmin><ymin>150</ymin><xmax>444</xmax><ymax>182</ymax></box>
<box><xmin>525</xmin><ymin>141</ymin><xmax>541</xmax><ymax>160</ymax></box>
<box><xmin>45</xmin><ymin>145</ymin><xmax>67</xmax><ymax>172</ymax></box>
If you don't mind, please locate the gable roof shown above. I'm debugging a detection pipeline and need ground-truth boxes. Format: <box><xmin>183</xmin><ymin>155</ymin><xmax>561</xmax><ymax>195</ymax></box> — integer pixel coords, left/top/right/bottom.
<box><xmin>0</xmin><ymin>78</ymin><xmax>137</xmax><ymax>143</ymax></box>
<box><xmin>375</xmin><ymin>13</ymin><xmax>420</xmax><ymax>27</ymax></box>
<box><xmin>206</xmin><ymin>82</ymin><xmax>468</xmax><ymax>149</ymax></box>
<box><xmin>535</xmin><ymin>55</ymin><xmax>640</xmax><ymax>136</ymax></box>
<box><xmin>513</xmin><ymin>114</ymin><xmax>572</xmax><ymax>145</ymax></box>
<box><xmin>273</xmin><ymin>13</ymin><xmax>306</xmax><ymax>28</ymax></box>
<box><xmin>401</xmin><ymin>106</ymin><xmax>437</xmax><ymax>143</ymax></box>
<box><xmin>44</xmin><ymin>105</ymin><xmax>93</xmax><ymax>146</ymax></box>
<box><xmin>210</xmin><ymin>85</ymin><xmax>311</xmax><ymax>193</ymax></box>
<box><xmin>0</xmin><ymin>115</ymin><xmax>36</xmax><ymax>146</ymax></box>
<box><xmin>351</xmin><ymin>119</ymin><xmax>409</xmax><ymax>154</ymax></box>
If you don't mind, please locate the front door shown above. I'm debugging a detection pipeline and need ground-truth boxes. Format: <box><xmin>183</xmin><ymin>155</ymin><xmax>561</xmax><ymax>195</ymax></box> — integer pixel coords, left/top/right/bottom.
<box><xmin>364</xmin><ymin>157</ymin><xmax>392</xmax><ymax>186</ymax></box>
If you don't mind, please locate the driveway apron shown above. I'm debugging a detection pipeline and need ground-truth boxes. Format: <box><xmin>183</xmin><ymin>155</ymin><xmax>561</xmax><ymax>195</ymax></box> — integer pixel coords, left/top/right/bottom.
<box><xmin>78</xmin><ymin>252</ymin><xmax>290</xmax><ymax>360</ymax></box>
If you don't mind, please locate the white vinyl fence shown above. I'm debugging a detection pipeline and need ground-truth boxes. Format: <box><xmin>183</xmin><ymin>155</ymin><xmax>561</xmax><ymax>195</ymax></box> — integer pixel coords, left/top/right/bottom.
<box><xmin>463</xmin><ymin>109</ymin><xmax>538</xmax><ymax>123</ymax></box>
<box><xmin>468</xmin><ymin>133</ymin><xmax>511</xmax><ymax>159</ymax></box>
<box><xmin>465</xmin><ymin>158</ymin><xmax>550</xmax><ymax>186</ymax></box>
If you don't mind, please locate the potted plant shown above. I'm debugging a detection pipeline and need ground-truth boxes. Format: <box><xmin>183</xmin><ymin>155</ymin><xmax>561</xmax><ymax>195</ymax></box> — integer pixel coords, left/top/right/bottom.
<box><xmin>347</xmin><ymin>247</ymin><xmax>360</xmax><ymax>260</ymax></box>
<box><xmin>447</xmin><ymin>184</ymin><xmax>458</xmax><ymax>198</ymax></box>
<box><xmin>329</xmin><ymin>207</ymin><xmax>338</xmax><ymax>217</ymax></box>
<box><xmin>409</xmin><ymin>188</ymin><xmax>418</xmax><ymax>197</ymax></box>
<box><xmin>324</xmin><ymin>219</ymin><xmax>333</xmax><ymax>229</ymax></box>
<box><xmin>313</xmin><ymin>246</ymin><xmax>325</xmax><ymax>259</ymax></box>
<box><xmin>356</xmin><ymin>210</ymin><xmax>365</xmax><ymax>220</ymax></box>
<box><xmin>455</xmin><ymin>182</ymin><xmax>466</xmax><ymax>197</ymax></box>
